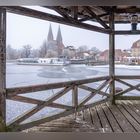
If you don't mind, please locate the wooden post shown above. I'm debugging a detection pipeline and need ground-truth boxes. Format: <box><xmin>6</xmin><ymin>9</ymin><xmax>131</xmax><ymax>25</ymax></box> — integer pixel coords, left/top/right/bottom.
<box><xmin>72</xmin><ymin>85</ymin><xmax>78</xmax><ymax>119</ymax></box>
<box><xmin>0</xmin><ymin>8</ymin><xmax>6</xmax><ymax>131</ymax></box>
<box><xmin>109</xmin><ymin>11</ymin><xmax>115</xmax><ymax>105</ymax></box>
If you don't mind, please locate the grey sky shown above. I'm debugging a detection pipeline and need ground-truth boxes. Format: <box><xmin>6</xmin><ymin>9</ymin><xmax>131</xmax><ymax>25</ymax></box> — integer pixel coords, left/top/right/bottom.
<box><xmin>6</xmin><ymin>6</ymin><xmax>140</xmax><ymax>51</ymax></box>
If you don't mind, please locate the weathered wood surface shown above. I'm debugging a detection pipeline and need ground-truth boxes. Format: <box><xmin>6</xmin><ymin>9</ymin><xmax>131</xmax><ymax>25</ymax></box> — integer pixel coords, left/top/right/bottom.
<box><xmin>6</xmin><ymin>76</ymin><xmax>109</xmax><ymax>96</ymax></box>
<box><xmin>6</xmin><ymin>76</ymin><xmax>111</xmax><ymax>130</ymax></box>
<box><xmin>21</xmin><ymin>101</ymin><xmax>140</xmax><ymax>132</ymax></box>
<box><xmin>3</xmin><ymin>6</ymin><xmax>111</xmax><ymax>34</ymax></box>
<box><xmin>109</xmin><ymin>11</ymin><xmax>115</xmax><ymax>105</ymax></box>
<box><xmin>0</xmin><ymin>8</ymin><xmax>6</xmax><ymax>131</ymax></box>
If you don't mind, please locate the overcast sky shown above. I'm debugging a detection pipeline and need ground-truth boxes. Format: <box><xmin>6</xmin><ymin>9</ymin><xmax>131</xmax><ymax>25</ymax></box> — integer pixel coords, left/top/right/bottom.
<box><xmin>6</xmin><ymin>6</ymin><xmax>140</xmax><ymax>51</ymax></box>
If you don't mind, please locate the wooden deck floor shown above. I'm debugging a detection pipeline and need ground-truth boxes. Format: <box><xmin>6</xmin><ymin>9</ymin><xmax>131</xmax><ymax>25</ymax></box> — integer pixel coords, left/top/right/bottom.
<box><xmin>23</xmin><ymin>100</ymin><xmax>140</xmax><ymax>132</ymax></box>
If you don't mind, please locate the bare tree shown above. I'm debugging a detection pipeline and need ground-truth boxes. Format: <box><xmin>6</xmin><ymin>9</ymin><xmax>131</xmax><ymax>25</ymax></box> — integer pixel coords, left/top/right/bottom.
<box><xmin>45</xmin><ymin>50</ymin><xmax>58</xmax><ymax>58</ymax></box>
<box><xmin>21</xmin><ymin>45</ymin><xmax>32</xmax><ymax>58</ymax></box>
<box><xmin>39</xmin><ymin>40</ymin><xmax>48</xmax><ymax>57</ymax></box>
<box><xmin>6</xmin><ymin>45</ymin><xmax>18</xmax><ymax>60</ymax></box>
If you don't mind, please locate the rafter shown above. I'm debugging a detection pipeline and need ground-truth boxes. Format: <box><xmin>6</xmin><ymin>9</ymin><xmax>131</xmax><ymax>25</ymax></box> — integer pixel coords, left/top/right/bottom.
<box><xmin>43</xmin><ymin>6</ymin><xmax>71</xmax><ymax>19</ymax></box>
<box><xmin>114</xmin><ymin>7</ymin><xmax>140</xmax><ymax>14</ymax></box>
<box><xmin>4</xmin><ymin>6</ymin><xmax>110</xmax><ymax>34</ymax></box>
<box><xmin>83</xmin><ymin>6</ymin><xmax>110</xmax><ymax>29</ymax></box>
<box><xmin>72</xmin><ymin>6</ymin><xmax>78</xmax><ymax>20</ymax></box>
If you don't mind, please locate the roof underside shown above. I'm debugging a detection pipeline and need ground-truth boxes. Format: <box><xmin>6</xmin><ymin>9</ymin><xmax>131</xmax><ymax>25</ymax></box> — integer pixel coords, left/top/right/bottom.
<box><xmin>4</xmin><ymin>6</ymin><xmax>140</xmax><ymax>34</ymax></box>
<box><xmin>45</xmin><ymin>6</ymin><xmax>140</xmax><ymax>24</ymax></box>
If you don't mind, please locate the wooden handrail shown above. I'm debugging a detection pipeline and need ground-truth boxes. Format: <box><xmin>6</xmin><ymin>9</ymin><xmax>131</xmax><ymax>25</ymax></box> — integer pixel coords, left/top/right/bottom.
<box><xmin>6</xmin><ymin>76</ymin><xmax>109</xmax><ymax>97</ymax></box>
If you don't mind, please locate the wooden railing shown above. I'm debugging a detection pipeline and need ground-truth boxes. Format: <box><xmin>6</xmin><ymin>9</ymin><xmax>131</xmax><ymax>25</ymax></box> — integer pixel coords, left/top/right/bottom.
<box><xmin>6</xmin><ymin>75</ymin><xmax>140</xmax><ymax>131</ymax></box>
<box><xmin>6</xmin><ymin>76</ymin><xmax>111</xmax><ymax>131</ymax></box>
<box><xmin>115</xmin><ymin>75</ymin><xmax>140</xmax><ymax>100</ymax></box>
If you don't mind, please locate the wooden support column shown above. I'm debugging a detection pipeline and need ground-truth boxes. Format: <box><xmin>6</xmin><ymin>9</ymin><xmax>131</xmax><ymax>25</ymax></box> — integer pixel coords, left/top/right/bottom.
<box><xmin>109</xmin><ymin>11</ymin><xmax>115</xmax><ymax>105</ymax></box>
<box><xmin>0</xmin><ymin>8</ymin><xmax>6</xmax><ymax>131</ymax></box>
<box><xmin>72</xmin><ymin>86</ymin><xmax>78</xmax><ymax>119</ymax></box>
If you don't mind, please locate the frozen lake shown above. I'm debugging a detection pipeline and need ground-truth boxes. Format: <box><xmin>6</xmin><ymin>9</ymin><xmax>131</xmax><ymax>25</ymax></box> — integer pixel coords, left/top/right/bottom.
<box><xmin>6</xmin><ymin>63</ymin><xmax>140</xmax><ymax>124</ymax></box>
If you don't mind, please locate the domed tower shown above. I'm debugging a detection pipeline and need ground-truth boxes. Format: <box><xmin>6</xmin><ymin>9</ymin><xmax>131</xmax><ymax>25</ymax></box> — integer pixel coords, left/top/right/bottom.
<box><xmin>56</xmin><ymin>25</ymin><xmax>65</xmax><ymax>56</ymax></box>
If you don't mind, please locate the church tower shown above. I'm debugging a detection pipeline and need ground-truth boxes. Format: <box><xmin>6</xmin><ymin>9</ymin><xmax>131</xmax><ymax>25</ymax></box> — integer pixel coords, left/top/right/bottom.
<box><xmin>56</xmin><ymin>25</ymin><xmax>65</xmax><ymax>56</ymax></box>
<box><xmin>47</xmin><ymin>24</ymin><xmax>54</xmax><ymax>41</ymax></box>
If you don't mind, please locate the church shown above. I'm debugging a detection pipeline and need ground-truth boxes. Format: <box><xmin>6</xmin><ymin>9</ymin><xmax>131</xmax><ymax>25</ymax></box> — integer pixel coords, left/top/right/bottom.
<box><xmin>46</xmin><ymin>24</ymin><xmax>65</xmax><ymax>57</ymax></box>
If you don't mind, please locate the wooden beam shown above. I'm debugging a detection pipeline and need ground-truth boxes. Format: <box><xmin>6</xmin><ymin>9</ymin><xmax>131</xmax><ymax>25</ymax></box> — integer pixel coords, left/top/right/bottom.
<box><xmin>79</xmin><ymin>13</ymin><xmax>109</xmax><ymax>23</ymax></box>
<box><xmin>115</xmin><ymin>30</ymin><xmax>140</xmax><ymax>35</ymax></box>
<box><xmin>114</xmin><ymin>7</ymin><xmax>140</xmax><ymax>14</ymax></box>
<box><xmin>73</xmin><ymin>6</ymin><xmax>78</xmax><ymax>20</ymax></box>
<box><xmin>6</xmin><ymin>76</ymin><xmax>109</xmax><ymax>96</ymax></box>
<box><xmin>109</xmin><ymin>11</ymin><xmax>115</xmax><ymax>105</ymax></box>
<box><xmin>7</xmin><ymin>95</ymin><xmax>73</xmax><ymax>110</ymax></box>
<box><xmin>79</xmin><ymin>79</ymin><xmax>110</xmax><ymax>106</ymax></box>
<box><xmin>99</xmin><ymin>6</ymin><xmax>113</xmax><ymax>13</ymax></box>
<box><xmin>72</xmin><ymin>86</ymin><xmax>78</xmax><ymax>108</ymax></box>
<box><xmin>4</xmin><ymin>6</ymin><xmax>110</xmax><ymax>34</ymax></box>
<box><xmin>84</xmin><ymin>6</ymin><xmax>110</xmax><ymax>29</ymax></box>
<box><xmin>7</xmin><ymin>87</ymin><xmax>72</xmax><ymax>126</ymax></box>
<box><xmin>115</xmin><ymin>96</ymin><xmax>140</xmax><ymax>100</ymax></box>
<box><xmin>115</xmin><ymin>75</ymin><xmax>140</xmax><ymax>79</ymax></box>
<box><xmin>44</xmin><ymin>6</ymin><xmax>71</xmax><ymax>19</ymax></box>
<box><xmin>0</xmin><ymin>8</ymin><xmax>6</xmax><ymax>131</ymax></box>
<box><xmin>115</xmin><ymin>83</ymin><xmax>140</xmax><ymax>97</ymax></box>
<box><xmin>79</xmin><ymin>84</ymin><xmax>110</xmax><ymax>97</ymax></box>
<box><xmin>115</xmin><ymin>78</ymin><xmax>140</xmax><ymax>91</ymax></box>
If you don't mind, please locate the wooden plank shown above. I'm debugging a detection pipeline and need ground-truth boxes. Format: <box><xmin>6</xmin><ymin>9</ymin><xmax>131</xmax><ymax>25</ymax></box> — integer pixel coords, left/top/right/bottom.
<box><xmin>130</xmin><ymin>102</ymin><xmax>140</xmax><ymax>116</ymax></box>
<box><xmin>4</xmin><ymin>6</ymin><xmax>111</xmax><ymax>34</ymax></box>
<box><xmin>96</xmin><ymin>104</ymin><xmax>112</xmax><ymax>132</ymax></box>
<box><xmin>115</xmin><ymin>83</ymin><xmax>140</xmax><ymax>97</ymax></box>
<box><xmin>115</xmin><ymin>79</ymin><xmax>140</xmax><ymax>92</ymax></box>
<box><xmin>90</xmin><ymin>107</ymin><xmax>102</xmax><ymax>132</ymax></box>
<box><xmin>115</xmin><ymin>30</ymin><xmax>140</xmax><ymax>35</ymax></box>
<box><xmin>101</xmin><ymin>103</ymin><xmax>122</xmax><ymax>132</ymax></box>
<box><xmin>6</xmin><ymin>76</ymin><xmax>109</xmax><ymax>96</ymax></box>
<box><xmin>121</xmin><ymin>101</ymin><xmax>140</xmax><ymax>124</ymax></box>
<box><xmin>116</xmin><ymin>96</ymin><xmax>140</xmax><ymax>100</ymax></box>
<box><xmin>84</xmin><ymin>6</ymin><xmax>110</xmax><ymax>29</ymax></box>
<box><xmin>84</xmin><ymin>98</ymin><xmax>109</xmax><ymax>109</ymax></box>
<box><xmin>117</xmin><ymin>104</ymin><xmax>140</xmax><ymax>132</ymax></box>
<box><xmin>115</xmin><ymin>75</ymin><xmax>140</xmax><ymax>79</ymax></box>
<box><xmin>109</xmin><ymin>11</ymin><xmax>115</xmax><ymax>105</ymax></box>
<box><xmin>0</xmin><ymin>8</ymin><xmax>6</xmax><ymax>131</ymax></box>
<box><xmin>44</xmin><ymin>6</ymin><xmax>72</xmax><ymax>19</ymax></box>
<box><xmin>79</xmin><ymin>84</ymin><xmax>110</xmax><ymax>97</ymax></box>
<box><xmin>106</xmin><ymin>102</ymin><xmax>135</xmax><ymax>132</ymax></box>
<box><xmin>79</xmin><ymin>80</ymin><xmax>110</xmax><ymax>106</ymax></box>
<box><xmin>83</xmin><ymin>108</ymin><xmax>93</xmax><ymax>124</ymax></box>
<box><xmin>7</xmin><ymin>95</ymin><xmax>73</xmax><ymax>110</ymax></box>
<box><xmin>72</xmin><ymin>86</ymin><xmax>78</xmax><ymax>107</ymax></box>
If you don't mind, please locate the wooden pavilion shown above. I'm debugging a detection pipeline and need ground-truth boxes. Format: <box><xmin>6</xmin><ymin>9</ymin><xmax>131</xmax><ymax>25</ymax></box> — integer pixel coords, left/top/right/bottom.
<box><xmin>1</xmin><ymin>6</ymin><xmax>140</xmax><ymax>132</ymax></box>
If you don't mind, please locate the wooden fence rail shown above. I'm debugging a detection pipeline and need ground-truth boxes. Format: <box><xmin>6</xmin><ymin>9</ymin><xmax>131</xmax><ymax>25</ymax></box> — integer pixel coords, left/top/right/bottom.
<box><xmin>114</xmin><ymin>75</ymin><xmax>140</xmax><ymax>100</ymax></box>
<box><xmin>6</xmin><ymin>76</ymin><xmax>111</xmax><ymax>131</ymax></box>
<box><xmin>5</xmin><ymin>75</ymin><xmax>140</xmax><ymax>131</ymax></box>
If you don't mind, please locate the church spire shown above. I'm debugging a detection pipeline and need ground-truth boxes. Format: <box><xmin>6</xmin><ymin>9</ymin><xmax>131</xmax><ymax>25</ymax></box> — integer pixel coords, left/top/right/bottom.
<box><xmin>47</xmin><ymin>24</ymin><xmax>54</xmax><ymax>41</ymax></box>
<box><xmin>56</xmin><ymin>25</ymin><xmax>62</xmax><ymax>43</ymax></box>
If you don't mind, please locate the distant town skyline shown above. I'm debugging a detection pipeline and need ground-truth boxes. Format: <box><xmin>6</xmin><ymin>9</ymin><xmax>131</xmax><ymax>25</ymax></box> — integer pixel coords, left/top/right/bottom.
<box><xmin>6</xmin><ymin>6</ymin><xmax>140</xmax><ymax>51</ymax></box>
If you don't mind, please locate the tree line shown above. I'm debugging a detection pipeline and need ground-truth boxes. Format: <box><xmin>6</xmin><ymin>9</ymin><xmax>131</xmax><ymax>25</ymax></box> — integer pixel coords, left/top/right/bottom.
<box><xmin>6</xmin><ymin>41</ymin><xmax>100</xmax><ymax>60</ymax></box>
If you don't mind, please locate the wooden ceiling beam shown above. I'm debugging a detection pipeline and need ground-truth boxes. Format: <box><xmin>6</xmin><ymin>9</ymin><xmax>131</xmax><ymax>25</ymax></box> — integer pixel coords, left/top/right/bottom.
<box><xmin>43</xmin><ymin>6</ymin><xmax>71</xmax><ymax>19</ymax></box>
<box><xmin>114</xmin><ymin>7</ymin><xmax>140</xmax><ymax>14</ymax></box>
<box><xmin>115</xmin><ymin>30</ymin><xmax>140</xmax><ymax>35</ymax></box>
<box><xmin>72</xmin><ymin>6</ymin><xmax>78</xmax><ymax>20</ymax></box>
<box><xmin>4</xmin><ymin>6</ymin><xmax>111</xmax><ymax>34</ymax></box>
<box><xmin>84</xmin><ymin>6</ymin><xmax>110</xmax><ymax>29</ymax></box>
<box><xmin>79</xmin><ymin>13</ymin><xmax>109</xmax><ymax>22</ymax></box>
